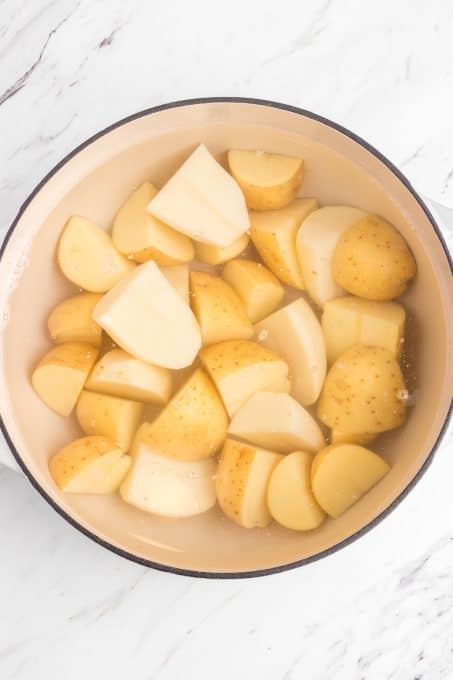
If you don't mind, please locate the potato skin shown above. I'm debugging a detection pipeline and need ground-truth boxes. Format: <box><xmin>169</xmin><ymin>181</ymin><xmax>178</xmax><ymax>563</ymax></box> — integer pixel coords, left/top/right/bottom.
<box><xmin>332</xmin><ymin>215</ymin><xmax>416</xmax><ymax>300</ymax></box>
<box><xmin>317</xmin><ymin>345</ymin><xmax>407</xmax><ymax>434</ymax></box>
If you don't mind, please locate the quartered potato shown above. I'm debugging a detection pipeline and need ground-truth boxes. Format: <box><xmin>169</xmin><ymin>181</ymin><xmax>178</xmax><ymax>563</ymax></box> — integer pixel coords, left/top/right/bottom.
<box><xmin>311</xmin><ymin>443</ymin><xmax>390</xmax><ymax>518</ymax></box>
<box><xmin>49</xmin><ymin>436</ymin><xmax>131</xmax><ymax>494</ymax></box>
<box><xmin>194</xmin><ymin>233</ymin><xmax>249</xmax><ymax>265</ymax></box>
<box><xmin>330</xmin><ymin>430</ymin><xmax>377</xmax><ymax>446</ymax></box>
<box><xmin>76</xmin><ymin>390</ymin><xmax>144</xmax><ymax>451</ymax></box>
<box><xmin>47</xmin><ymin>293</ymin><xmax>103</xmax><ymax>347</ymax></box>
<box><xmin>161</xmin><ymin>264</ymin><xmax>190</xmax><ymax>304</ymax></box>
<box><xmin>222</xmin><ymin>259</ymin><xmax>284</xmax><ymax>323</ymax></box>
<box><xmin>228</xmin><ymin>150</ymin><xmax>304</xmax><ymax>210</ymax></box>
<box><xmin>216</xmin><ymin>438</ymin><xmax>283</xmax><ymax>528</ymax></box>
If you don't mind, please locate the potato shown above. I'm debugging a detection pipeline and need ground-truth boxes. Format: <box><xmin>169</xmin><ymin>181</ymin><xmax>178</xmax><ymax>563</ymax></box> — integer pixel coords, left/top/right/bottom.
<box><xmin>322</xmin><ymin>296</ymin><xmax>406</xmax><ymax>363</ymax></box>
<box><xmin>49</xmin><ymin>436</ymin><xmax>131</xmax><ymax>493</ymax></box>
<box><xmin>317</xmin><ymin>345</ymin><xmax>407</xmax><ymax>434</ymax></box>
<box><xmin>267</xmin><ymin>451</ymin><xmax>326</xmax><ymax>530</ymax></box>
<box><xmin>311</xmin><ymin>443</ymin><xmax>390</xmax><ymax>517</ymax></box>
<box><xmin>254</xmin><ymin>299</ymin><xmax>326</xmax><ymax>406</ymax></box>
<box><xmin>296</xmin><ymin>206</ymin><xmax>367</xmax><ymax>307</ymax></box>
<box><xmin>120</xmin><ymin>443</ymin><xmax>216</xmax><ymax>518</ymax></box>
<box><xmin>330</xmin><ymin>430</ymin><xmax>377</xmax><ymax>446</ymax></box>
<box><xmin>31</xmin><ymin>342</ymin><xmax>99</xmax><ymax>416</ymax></box>
<box><xmin>133</xmin><ymin>369</ymin><xmax>228</xmax><ymax>461</ymax></box>
<box><xmin>194</xmin><ymin>233</ymin><xmax>249</xmax><ymax>265</ymax></box>
<box><xmin>93</xmin><ymin>262</ymin><xmax>201</xmax><ymax>369</ymax></box>
<box><xmin>222</xmin><ymin>259</ymin><xmax>284</xmax><ymax>323</ymax></box>
<box><xmin>58</xmin><ymin>215</ymin><xmax>135</xmax><ymax>292</ymax></box>
<box><xmin>47</xmin><ymin>293</ymin><xmax>103</xmax><ymax>347</ymax></box>
<box><xmin>86</xmin><ymin>349</ymin><xmax>172</xmax><ymax>404</ymax></box>
<box><xmin>229</xmin><ymin>392</ymin><xmax>325</xmax><ymax>454</ymax></box>
<box><xmin>227</xmin><ymin>150</ymin><xmax>304</xmax><ymax>210</ymax></box>
<box><xmin>76</xmin><ymin>390</ymin><xmax>144</xmax><ymax>451</ymax></box>
<box><xmin>199</xmin><ymin>340</ymin><xmax>290</xmax><ymax>417</ymax></box>
<box><xmin>148</xmin><ymin>144</ymin><xmax>249</xmax><ymax>247</ymax></box>
<box><xmin>332</xmin><ymin>215</ymin><xmax>417</xmax><ymax>300</ymax></box>
<box><xmin>216</xmin><ymin>438</ymin><xmax>282</xmax><ymax>528</ymax></box>
<box><xmin>161</xmin><ymin>264</ymin><xmax>190</xmax><ymax>304</ymax></box>
<box><xmin>250</xmin><ymin>198</ymin><xmax>318</xmax><ymax>289</ymax></box>
<box><xmin>112</xmin><ymin>182</ymin><xmax>194</xmax><ymax>265</ymax></box>
<box><xmin>189</xmin><ymin>271</ymin><xmax>253</xmax><ymax>345</ymax></box>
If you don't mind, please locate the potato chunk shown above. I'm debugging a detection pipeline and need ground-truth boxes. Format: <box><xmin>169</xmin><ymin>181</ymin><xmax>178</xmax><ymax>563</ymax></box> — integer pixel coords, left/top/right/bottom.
<box><xmin>76</xmin><ymin>390</ymin><xmax>144</xmax><ymax>451</ymax></box>
<box><xmin>47</xmin><ymin>293</ymin><xmax>103</xmax><ymax>347</ymax></box>
<box><xmin>222</xmin><ymin>259</ymin><xmax>284</xmax><ymax>323</ymax></box>
<box><xmin>194</xmin><ymin>233</ymin><xmax>249</xmax><ymax>265</ymax></box>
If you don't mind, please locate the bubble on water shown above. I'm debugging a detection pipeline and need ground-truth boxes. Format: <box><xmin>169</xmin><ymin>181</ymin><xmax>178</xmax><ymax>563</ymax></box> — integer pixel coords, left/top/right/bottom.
<box><xmin>257</xmin><ymin>329</ymin><xmax>268</xmax><ymax>342</ymax></box>
<box><xmin>397</xmin><ymin>389</ymin><xmax>409</xmax><ymax>401</ymax></box>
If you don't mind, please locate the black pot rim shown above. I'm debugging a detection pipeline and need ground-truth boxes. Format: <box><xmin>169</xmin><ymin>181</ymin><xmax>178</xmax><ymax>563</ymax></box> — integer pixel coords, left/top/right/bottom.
<box><xmin>1</xmin><ymin>96</ymin><xmax>452</xmax><ymax>579</ymax></box>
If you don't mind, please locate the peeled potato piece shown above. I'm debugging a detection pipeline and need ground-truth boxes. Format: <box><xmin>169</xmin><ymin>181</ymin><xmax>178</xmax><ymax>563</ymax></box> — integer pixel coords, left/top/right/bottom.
<box><xmin>76</xmin><ymin>390</ymin><xmax>144</xmax><ymax>451</ymax></box>
<box><xmin>194</xmin><ymin>233</ymin><xmax>249</xmax><ymax>265</ymax></box>
<box><xmin>32</xmin><ymin>342</ymin><xmax>99</xmax><ymax>416</ymax></box>
<box><xmin>112</xmin><ymin>182</ymin><xmax>194</xmax><ymax>265</ymax></box>
<box><xmin>222</xmin><ymin>259</ymin><xmax>284</xmax><ymax>323</ymax></box>
<box><xmin>332</xmin><ymin>215</ymin><xmax>417</xmax><ymax>300</ymax></box>
<box><xmin>216</xmin><ymin>438</ymin><xmax>283</xmax><ymax>528</ymax></box>
<box><xmin>120</xmin><ymin>444</ymin><xmax>217</xmax><ymax>518</ymax></box>
<box><xmin>190</xmin><ymin>271</ymin><xmax>253</xmax><ymax>346</ymax></box>
<box><xmin>330</xmin><ymin>430</ymin><xmax>377</xmax><ymax>446</ymax></box>
<box><xmin>49</xmin><ymin>436</ymin><xmax>131</xmax><ymax>493</ymax></box>
<box><xmin>228</xmin><ymin>150</ymin><xmax>304</xmax><ymax>211</ymax></box>
<box><xmin>58</xmin><ymin>215</ymin><xmax>135</xmax><ymax>292</ymax></box>
<box><xmin>229</xmin><ymin>392</ymin><xmax>325</xmax><ymax>454</ymax></box>
<box><xmin>317</xmin><ymin>345</ymin><xmax>406</xmax><ymax>434</ymax></box>
<box><xmin>47</xmin><ymin>293</ymin><xmax>103</xmax><ymax>347</ymax></box>
<box><xmin>268</xmin><ymin>451</ymin><xmax>326</xmax><ymax>530</ymax></box>
<box><xmin>311</xmin><ymin>444</ymin><xmax>390</xmax><ymax>518</ymax></box>
<box><xmin>161</xmin><ymin>264</ymin><xmax>190</xmax><ymax>304</ymax></box>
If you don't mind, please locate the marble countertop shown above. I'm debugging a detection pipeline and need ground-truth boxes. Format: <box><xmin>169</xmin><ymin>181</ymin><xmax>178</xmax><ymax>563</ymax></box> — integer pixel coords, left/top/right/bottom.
<box><xmin>0</xmin><ymin>1</ymin><xmax>452</xmax><ymax>678</ymax></box>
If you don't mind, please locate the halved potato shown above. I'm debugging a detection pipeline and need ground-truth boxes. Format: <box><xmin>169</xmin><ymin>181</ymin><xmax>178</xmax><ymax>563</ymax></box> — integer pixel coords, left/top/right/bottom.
<box><xmin>120</xmin><ymin>444</ymin><xmax>217</xmax><ymax>518</ymax></box>
<box><xmin>161</xmin><ymin>264</ymin><xmax>190</xmax><ymax>304</ymax></box>
<box><xmin>228</xmin><ymin>150</ymin><xmax>304</xmax><ymax>210</ymax></box>
<box><xmin>216</xmin><ymin>438</ymin><xmax>282</xmax><ymax>528</ymax></box>
<box><xmin>249</xmin><ymin>198</ymin><xmax>318</xmax><ymax>289</ymax></box>
<box><xmin>190</xmin><ymin>271</ymin><xmax>253</xmax><ymax>345</ymax></box>
<box><xmin>194</xmin><ymin>233</ymin><xmax>249</xmax><ymax>265</ymax></box>
<box><xmin>31</xmin><ymin>342</ymin><xmax>99</xmax><ymax>416</ymax></box>
<box><xmin>133</xmin><ymin>368</ymin><xmax>228</xmax><ymax>461</ymax></box>
<box><xmin>330</xmin><ymin>430</ymin><xmax>377</xmax><ymax>446</ymax></box>
<box><xmin>49</xmin><ymin>436</ymin><xmax>131</xmax><ymax>493</ymax></box>
<box><xmin>222</xmin><ymin>259</ymin><xmax>284</xmax><ymax>323</ymax></box>
<box><xmin>76</xmin><ymin>390</ymin><xmax>144</xmax><ymax>451</ymax></box>
<box><xmin>229</xmin><ymin>392</ymin><xmax>325</xmax><ymax>454</ymax></box>
<box><xmin>47</xmin><ymin>293</ymin><xmax>103</xmax><ymax>347</ymax></box>
<box><xmin>112</xmin><ymin>182</ymin><xmax>194</xmax><ymax>265</ymax></box>
<box><xmin>267</xmin><ymin>451</ymin><xmax>326</xmax><ymax>531</ymax></box>
<box><xmin>58</xmin><ymin>215</ymin><xmax>135</xmax><ymax>292</ymax></box>
<box><xmin>199</xmin><ymin>340</ymin><xmax>290</xmax><ymax>417</ymax></box>
<box><xmin>311</xmin><ymin>443</ymin><xmax>390</xmax><ymax>517</ymax></box>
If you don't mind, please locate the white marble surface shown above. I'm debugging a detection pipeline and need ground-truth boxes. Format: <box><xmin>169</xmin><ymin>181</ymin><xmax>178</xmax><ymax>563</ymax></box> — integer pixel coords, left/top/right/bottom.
<box><xmin>0</xmin><ymin>1</ymin><xmax>452</xmax><ymax>678</ymax></box>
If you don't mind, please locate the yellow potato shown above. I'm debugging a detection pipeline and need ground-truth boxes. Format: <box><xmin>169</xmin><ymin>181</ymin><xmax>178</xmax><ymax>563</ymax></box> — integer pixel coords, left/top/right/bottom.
<box><xmin>250</xmin><ymin>198</ymin><xmax>318</xmax><ymax>288</ymax></box>
<box><xmin>332</xmin><ymin>215</ymin><xmax>417</xmax><ymax>300</ymax></box>
<box><xmin>267</xmin><ymin>451</ymin><xmax>326</xmax><ymax>530</ymax></box>
<box><xmin>161</xmin><ymin>264</ymin><xmax>190</xmax><ymax>304</ymax></box>
<box><xmin>86</xmin><ymin>349</ymin><xmax>172</xmax><ymax>404</ymax></box>
<box><xmin>199</xmin><ymin>340</ymin><xmax>290</xmax><ymax>417</ymax></box>
<box><xmin>311</xmin><ymin>443</ymin><xmax>390</xmax><ymax>517</ymax></box>
<box><xmin>190</xmin><ymin>271</ymin><xmax>253</xmax><ymax>345</ymax></box>
<box><xmin>330</xmin><ymin>430</ymin><xmax>377</xmax><ymax>446</ymax></box>
<box><xmin>222</xmin><ymin>259</ymin><xmax>284</xmax><ymax>323</ymax></box>
<box><xmin>76</xmin><ymin>390</ymin><xmax>144</xmax><ymax>451</ymax></box>
<box><xmin>31</xmin><ymin>342</ymin><xmax>99</xmax><ymax>416</ymax></box>
<box><xmin>322</xmin><ymin>296</ymin><xmax>406</xmax><ymax>363</ymax></box>
<box><xmin>133</xmin><ymin>369</ymin><xmax>228</xmax><ymax>461</ymax></box>
<box><xmin>194</xmin><ymin>233</ymin><xmax>249</xmax><ymax>265</ymax></box>
<box><xmin>49</xmin><ymin>436</ymin><xmax>131</xmax><ymax>493</ymax></box>
<box><xmin>216</xmin><ymin>438</ymin><xmax>283</xmax><ymax>528</ymax></box>
<box><xmin>112</xmin><ymin>182</ymin><xmax>194</xmax><ymax>265</ymax></box>
<box><xmin>317</xmin><ymin>345</ymin><xmax>407</xmax><ymax>434</ymax></box>
<box><xmin>228</xmin><ymin>150</ymin><xmax>304</xmax><ymax>210</ymax></box>
<box><xmin>58</xmin><ymin>215</ymin><xmax>135</xmax><ymax>292</ymax></box>
<box><xmin>47</xmin><ymin>293</ymin><xmax>103</xmax><ymax>347</ymax></box>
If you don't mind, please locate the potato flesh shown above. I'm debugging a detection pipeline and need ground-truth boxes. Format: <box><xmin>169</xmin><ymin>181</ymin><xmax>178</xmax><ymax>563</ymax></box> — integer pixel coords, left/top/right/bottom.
<box><xmin>161</xmin><ymin>264</ymin><xmax>190</xmax><ymax>304</ymax></box>
<box><xmin>148</xmin><ymin>144</ymin><xmax>249</xmax><ymax>247</ymax></box>
<box><xmin>189</xmin><ymin>271</ymin><xmax>253</xmax><ymax>346</ymax></box>
<box><xmin>76</xmin><ymin>390</ymin><xmax>144</xmax><ymax>451</ymax></box>
<box><xmin>47</xmin><ymin>293</ymin><xmax>103</xmax><ymax>347</ymax></box>
<box><xmin>254</xmin><ymin>298</ymin><xmax>326</xmax><ymax>406</ymax></box>
<box><xmin>49</xmin><ymin>436</ymin><xmax>131</xmax><ymax>493</ymax></box>
<box><xmin>250</xmin><ymin>198</ymin><xmax>318</xmax><ymax>288</ymax></box>
<box><xmin>216</xmin><ymin>439</ymin><xmax>282</xmax><ymax>528</ymax></box>
<box><xmin>229</xmin><ymin>392</ymin><xmax>325</xmax><ymax>453</ymax></box>
<box><xmin>32</xmin><ymin>342</ymin><xmax>99</xmax><ymax>416</ymax></box>
<box><xmin>267</xmin><ymin>451</ymin><xmax>326</xmax><ymax>530</ymax></box>
<box><xmin>194</xmin><ymin>233</ymin><xmax>249</xmax><ymax>265</ymax></box>
<box><xmin>58</xmin><ymin>215</ymin><xmax>135</xmax><ymax>292</ymax></box>
<box><xmin>311</xmin><ymin>444</ymin><xmax>390</xmax><ymax>517</ymax></box>
<box><xmin>322</xmin><ymin>296</ymin><xmax>406</xmax><ymax>363</ymax></box>
<box><xmin>222</xmin><ymin>259</ymin><xmax>284</xmax><ymax>323</ymax></box>
<box><xmin>93</xmin><ymin>261</ymin><xmax>201</xmax><ymax>369</ymax></box>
